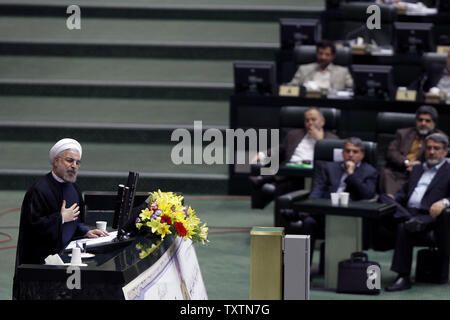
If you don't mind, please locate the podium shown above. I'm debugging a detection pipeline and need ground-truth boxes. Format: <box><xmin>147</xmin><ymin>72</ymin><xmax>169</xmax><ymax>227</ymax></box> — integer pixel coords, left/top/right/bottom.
<box><xmin>15</xmin><ymin>234</ymin><xmax>207</xmax><ymax>300</ymax></box>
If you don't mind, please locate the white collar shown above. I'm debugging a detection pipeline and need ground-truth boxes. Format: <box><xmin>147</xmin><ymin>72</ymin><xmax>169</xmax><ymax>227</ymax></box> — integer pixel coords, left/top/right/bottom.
<box><xmin>51</xmin><ymin>171</ymin><xmax>65</xmax><ymax>183</ymax></box>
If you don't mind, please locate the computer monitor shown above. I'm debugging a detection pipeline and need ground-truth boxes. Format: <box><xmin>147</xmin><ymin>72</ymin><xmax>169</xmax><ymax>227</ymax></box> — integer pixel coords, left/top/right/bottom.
<box><xmin>351</xmin><ymin>64</ymin><xmax>394</xmax><ymax>100</ymax></box>
<box><xmin>393</xmin><ymin>22</ymin><xmax>435</xmax><ymax>55</ymax></box>
<box><xmin>113</xmin><ymin>171</ymin><xmax>139</xmax><ymax>240</ymax></box>
<box><xmin>233</xmin><ymin>61</ymin><xmax>277</xmax><ymax>96</ymax></box>
<box><xmin>280</xmin><ymin>18</ymin><xmax>321</xmax><ymax>50</ymax></box>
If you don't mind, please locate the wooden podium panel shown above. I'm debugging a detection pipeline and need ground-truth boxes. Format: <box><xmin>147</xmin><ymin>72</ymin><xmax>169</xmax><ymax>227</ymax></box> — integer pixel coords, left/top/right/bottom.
<box><xmin>250</xmin><ymin>227</ymin><xmax>284</xmax><ymax>300</ymax></box>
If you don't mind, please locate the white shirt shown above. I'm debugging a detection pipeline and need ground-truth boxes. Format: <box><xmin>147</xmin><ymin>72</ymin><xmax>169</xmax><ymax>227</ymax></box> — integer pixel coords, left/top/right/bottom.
<box><xmin>289</xmin><ymin>133</ymin><xmax>316</xmax><ymax>163</ymax></box>
<box><xmin>311</xmin><ymin>67</ymin><xmax>331</xmax><ymax>90</ymax></box>
<box><xmin>437</xmin><ymin>68</ymin><xmax>450</xmax><ymax>96</ymax></box>
<box><xmin>51</xmin><ymin>171</ymin><xmax>65</xmax><ymax>183</ymax></box>
<box><xmin>407</xmin><ymin>160</ymin><xmax>446</xmax><ymax>209</ymax></box>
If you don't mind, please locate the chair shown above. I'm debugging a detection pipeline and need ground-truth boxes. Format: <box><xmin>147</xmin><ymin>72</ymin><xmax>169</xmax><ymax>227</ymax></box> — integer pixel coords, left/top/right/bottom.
<box><xmin>421</xmin><ymin>52</ymin><xmax>447</xmax><ymax>92</ymax></box>
<box><xmin>250</xmin><ymin>106</ymin><xmax>341</xmax><ymax>210</ymax></box>
<box><xmin>322</xmin><ymin>2</ymin><xmax>397</xmax><ymax>46</ymax></box>
<box><xmin>292</xmin><ymin>45</ymin><xmax>352</xmax><ymax>68</ymax></box>
<box><xmin>83</xmin><ymin>191</ymin><xmax>149</xmax><ymax>226</ymax></box>
<box><xmin>375</xmin><ymin>112</ymin><xmax>416</xmax><ymax>170</ymax></box>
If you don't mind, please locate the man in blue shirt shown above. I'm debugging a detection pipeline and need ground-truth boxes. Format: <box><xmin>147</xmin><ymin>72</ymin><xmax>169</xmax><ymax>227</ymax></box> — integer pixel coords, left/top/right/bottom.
<box><xmin>381</xmin><ymin>133</ymin><xmax>450</xmax><ymax>291</ymax></box>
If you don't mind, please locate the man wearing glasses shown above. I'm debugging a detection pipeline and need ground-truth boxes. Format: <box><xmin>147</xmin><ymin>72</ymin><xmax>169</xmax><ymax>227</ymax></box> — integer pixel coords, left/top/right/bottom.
<box><xmin>15</xmin><ymin>138</ymin><xmax>108</xmax><ymax>267</ymax></box>
<box><xmin>381</xmin><ymin>133</ymin><xmax>450</xmax><ymax>291</ymax></box>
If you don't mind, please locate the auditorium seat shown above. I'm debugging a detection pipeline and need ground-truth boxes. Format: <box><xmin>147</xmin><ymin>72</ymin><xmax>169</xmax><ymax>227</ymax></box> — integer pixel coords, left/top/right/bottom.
<box><xmin>250</xmin><ymin>106</ymin><xmax>341</xmax><ymax>212</ymax></box>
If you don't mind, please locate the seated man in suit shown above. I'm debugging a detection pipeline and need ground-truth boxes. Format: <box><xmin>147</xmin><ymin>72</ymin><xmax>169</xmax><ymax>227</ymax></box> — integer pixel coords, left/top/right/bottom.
<box><xmin>379</xmin><ymin>105</ymin><xmax>443</xmax><ymax>194</ymax></box>
<box><xmin>250</xmin><ymin>107</ymin><xmax>338</xmax><ymax>207</ymax></box>
<box><xmin>284</xmin><ymin>137</ymin><xmax>378</xmax><ymax>260</ymax></box>
<box><xmin>286</xmin><ymin>40</ymin><xmax>353</xmax><ymax>92</ymax></box>
<box><xmin>380</xmin><ymin>133</ymin><xmax>450</xmax><ymax>291</ymax></box>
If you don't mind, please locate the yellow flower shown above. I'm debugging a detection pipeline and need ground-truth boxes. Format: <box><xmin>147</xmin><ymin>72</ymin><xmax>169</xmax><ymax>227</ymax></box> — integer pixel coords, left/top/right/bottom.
<box><xmin>139</xmin><ymin>208</ymin><xmax>152</xmax><ymax>221</ymax></box>
<box><xmin>157</xmin><ymin>222</ymin><xmax>172</xmax><ymax>239</ymax></box>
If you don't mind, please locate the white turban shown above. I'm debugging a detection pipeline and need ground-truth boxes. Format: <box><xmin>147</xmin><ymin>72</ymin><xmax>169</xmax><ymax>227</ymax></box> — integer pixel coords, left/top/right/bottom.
<box><xmin>49</xmin><ymin>138</ymin><xmax>82</xmax><ymax>164</ymax></box>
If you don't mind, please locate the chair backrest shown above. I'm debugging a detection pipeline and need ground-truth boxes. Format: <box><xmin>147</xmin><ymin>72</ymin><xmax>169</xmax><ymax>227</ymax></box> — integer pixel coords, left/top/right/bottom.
<box><xmin>313</xmin><ymin>138</ymin><xmax>378</xmax><ymax>172</ymax></box>
<box><xmin>376</xmin><ymin>112</ymin><xmax>416</xmax><ymax>167</ymax></box>
<box><xmin>279</xmin><ymin>106</ymin><xmax>341</xmax><ymax>140</ymax></box>
<box><xmin>323</xmin><ymin>2</ymin><xmax>397</xmax><ymax>46</ymax></box>
<box><xmin>422</xmin><ymin>52</ymin><xmax>447</xmax><ymax>71</ymax></box>
<box><xmin>293</xmin><ymin>45</ymin><xmax>352</xmax><ymax>68</ymax></box>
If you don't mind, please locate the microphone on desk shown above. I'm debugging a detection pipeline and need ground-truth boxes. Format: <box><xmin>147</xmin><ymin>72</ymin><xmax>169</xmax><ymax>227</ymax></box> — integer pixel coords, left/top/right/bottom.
<box><xmin>344</xmin><ymin>24</ymin><xmax>368</xmax><ymax>43</ymax></box>
<box><xmin>418</xmin><ymin>72</ymin><xmax>429</xmax><ymax>100</ymax></box>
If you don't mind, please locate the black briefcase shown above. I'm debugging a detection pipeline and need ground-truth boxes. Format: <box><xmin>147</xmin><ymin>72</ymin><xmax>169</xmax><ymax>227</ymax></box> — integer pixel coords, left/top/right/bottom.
<box><xmin>415</xmin><ymin>248</ymin><xmax>449</xmax><ymax>284</ymax></box>
<box><xmin>337</xmin><ymin>252</ymin><xmax>381</xmax><ymax>295</ymax></box>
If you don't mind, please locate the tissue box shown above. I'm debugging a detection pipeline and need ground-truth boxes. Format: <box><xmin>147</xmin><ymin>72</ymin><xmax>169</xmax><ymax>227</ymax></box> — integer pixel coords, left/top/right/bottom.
<box><xmin>305</xmin><ymin>89</ymin><xmax>323</xmax><ymax>99</ymax></box>
<box><xmin>425</xmin><ymin>93</ymin><xmax>443</xmax><ymax>104</ymax></box>
<box><xmin>351</xmin><ymin>45</ymin><xmax>368</xmax><ymax>55</ymax></box>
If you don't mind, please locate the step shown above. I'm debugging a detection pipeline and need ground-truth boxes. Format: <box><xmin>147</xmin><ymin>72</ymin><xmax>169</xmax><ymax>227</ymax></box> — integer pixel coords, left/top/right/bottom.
<box><xmin>0</xmin><ymin>121</ymin><xmax>227</xmax><ymax>144</ymax></box>
<box><xmin>0</xmin><ymin>39</ymin><xmax>278</xmax><ymax>60</ymax></box>
<box><xmin>0</xmin><ymin>56</ymin><xmax>234</xmax><ymax>83</ymax></box>
<box><xmin>0</xmin><ymin>0</ymin><xmax>322</xmax><ymax>7</ymax></box>
<box><xmin>0</xmin><ymin>96</ymin><xmax>229</xmax><ymax>126</ymax></box>
<box><xmin>0</xmin><ymin>1</ymin><xmax>323</xmax><ymax>21</ymax></box>
<box><xmin>0</xmin><ymin>169</ymin><xmax>228</xmax><ymax>194</ymax></box>
<box><xmin>0</xmin><ymin>141</ymin><xmax>227</xmax><ymax>175</ymax></box>
<box><xmin>0</xmin><ymin>79</ymin><xmax>233</xmax><ymax>99</ymax></box>
<box><xmin>0</xmin><ymin>17</ymin><xmax>279</xmax><ymax>44</ymax></box>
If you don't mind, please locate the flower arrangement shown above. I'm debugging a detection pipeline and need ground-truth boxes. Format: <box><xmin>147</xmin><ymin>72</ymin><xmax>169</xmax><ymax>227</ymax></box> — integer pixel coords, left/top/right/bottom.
<box><xmin>135</xmin><ymin>190</ymin><xmax>208</xmax><ymax>245</ymax></box>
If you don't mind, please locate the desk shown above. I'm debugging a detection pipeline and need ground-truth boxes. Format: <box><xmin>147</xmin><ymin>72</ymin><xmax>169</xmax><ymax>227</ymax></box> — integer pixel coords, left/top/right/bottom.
<box><xmin>292</xmin><ymin>199</ymin><xmax>396</xmax><ymax>289</ymax></box>
<box><xmin>15</xmin><ymin>234</ymin><xmax>207</xmax><ymax>300</ymax></box>
<box><xmin>278</xmin><ymin>164</ymin><xmax>313</xmax><ymax>178</ymax></box>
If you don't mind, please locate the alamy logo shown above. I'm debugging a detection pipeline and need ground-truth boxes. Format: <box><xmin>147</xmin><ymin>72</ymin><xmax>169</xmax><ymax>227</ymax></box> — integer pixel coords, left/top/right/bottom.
<box><xmin>171</xmin><ymin>121</ymin><xmax>280</xmax><ymax>175</ymax></box>
<box><xmin>66</xmin><ymin>266</ymin><xmax>81</xmax><ymax>290</ymax></box>
<box><xmin>366</xmin><ymin>5</ymin><xmax>381</xmax><ymax>30</ymax></box>
<box><xmin>66</xmin><ymin>5</ymin><xmax>81</xmax><ymax>30</ymax></box>
<box><xmin>366</xmin><ymin>265</ymin><xmax>381</xmax><ymax>290</ymax></box>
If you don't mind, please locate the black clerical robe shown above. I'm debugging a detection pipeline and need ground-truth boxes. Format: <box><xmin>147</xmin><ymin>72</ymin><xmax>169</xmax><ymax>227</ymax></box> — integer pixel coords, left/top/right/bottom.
<box><xmin>15</xmin><ymin>172</ymin><xmax>89</xmax><ymax>266</ymax></box>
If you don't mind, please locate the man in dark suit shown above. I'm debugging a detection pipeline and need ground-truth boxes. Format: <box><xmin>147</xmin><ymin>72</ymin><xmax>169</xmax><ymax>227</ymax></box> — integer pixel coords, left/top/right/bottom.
<box><xmin>380</xmin><ymin>133</ymin><xmax>450</xmax><ymax>291</ymax></box>
<box><xmin>250</xmin><ymin>107</ymin><xmax>338</xmax><ymax>207</ymax></box>
<box><xmin>379</xmin><ymin>105</ymin><xmax>443</xmax><ymax>194</ymax></box>
<box><xmin>285</xmin><ymin>137</ymin><xmax>378</xmax><ymax>261</ymax></box>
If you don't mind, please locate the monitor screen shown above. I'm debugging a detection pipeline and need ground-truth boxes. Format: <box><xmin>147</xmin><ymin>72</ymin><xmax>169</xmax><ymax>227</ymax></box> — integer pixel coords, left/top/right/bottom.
<box><xmin>351</xmin><ymin>64</ymin><xmax>394</xmax><ymax>100</ymax></box>
<box><xmin>280</xmin><ymin>18</ymin><xmax>321</xmax><ymax>50</ymax></box>
<box><xmin>113</xmin><ymin>171</ymin><xmax>139</xmax><ymax>231</ymax></box>
<box><xmin>393</xmin><ymin>22</ymin><xmax>435</xmax><ymax>55</ymax></box>
<box><xmin>233</xmin><ymin>61</ymin><xmax>277</xmax><ymax>96</ymax></box>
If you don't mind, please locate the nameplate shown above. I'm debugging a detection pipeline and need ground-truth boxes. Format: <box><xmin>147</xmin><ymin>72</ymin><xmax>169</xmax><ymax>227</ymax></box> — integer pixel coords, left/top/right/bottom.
<box><xmin>395</xmin><ymin>90</ymin><xmax>417</xmax><ymax>102</ymax></box>
<box><xmin>437</xmin><ymin>46</ymin><xmax>450</xmax><ymax>55</ymax></box>
<box><xmin>279</xmin><ymin>85</ymin><xmax>300</xmax><ymax>97</ymax></box>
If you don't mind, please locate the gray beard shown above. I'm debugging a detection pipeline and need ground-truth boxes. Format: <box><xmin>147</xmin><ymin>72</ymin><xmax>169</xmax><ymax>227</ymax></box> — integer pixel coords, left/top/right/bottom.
<box><xmin>427</xmin><ymin>158</ymin><xmax>441</xmax><ymax>167</ymax></box>
<box><xmin>63</xmin><ymin>173</ymin><xmax>77</xmax><ymax>183</ymax></box>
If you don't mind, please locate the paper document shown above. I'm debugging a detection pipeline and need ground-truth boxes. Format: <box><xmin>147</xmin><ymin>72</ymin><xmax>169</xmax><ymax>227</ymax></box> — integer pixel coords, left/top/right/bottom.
<box><xmin>65</xmin><ymin>231</ymin><xmax>118</xmax><ymax>251</ymax></box>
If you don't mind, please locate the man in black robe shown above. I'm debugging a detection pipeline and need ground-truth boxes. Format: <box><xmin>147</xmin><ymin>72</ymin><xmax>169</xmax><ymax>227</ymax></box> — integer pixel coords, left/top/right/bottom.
<box><xmin>13</xmin><ymin>138</ymin><xmax>108</xmax><ymax>299</ymax></box>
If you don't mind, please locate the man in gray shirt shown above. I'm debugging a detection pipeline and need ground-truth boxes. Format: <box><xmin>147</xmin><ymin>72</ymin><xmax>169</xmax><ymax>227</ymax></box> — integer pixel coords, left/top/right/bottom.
<box><xmin>287</xmin><ymin>40</ymin><xmax>353</xmax><ymax>92</ymax></box>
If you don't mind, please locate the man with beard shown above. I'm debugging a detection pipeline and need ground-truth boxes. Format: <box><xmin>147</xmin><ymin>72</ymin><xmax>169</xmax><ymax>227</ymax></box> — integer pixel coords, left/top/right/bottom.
<box><xmin>379</xmin><ymin>105</ymin><xmax>444</xmax><ymax>194</ymax></box>
<box><xmin>380</xmin><ymin>133</ymin><xmax>450</xmax><ymax>291</ymax></box>
<box><xmin>14</xmin><ymin>138</ymin><xmax>108</xmax><ymax>266</ymax></box>
<box><xmin>286</xmin><ymin>40</ymin><xmax>353</xmax><ymax>91</ymax></box>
